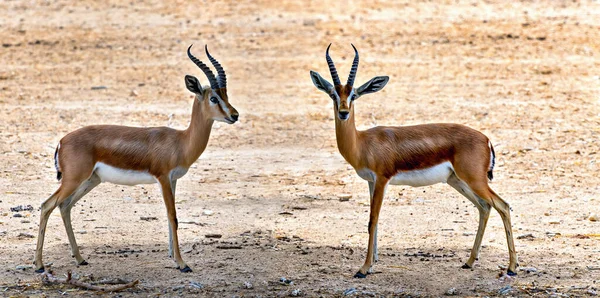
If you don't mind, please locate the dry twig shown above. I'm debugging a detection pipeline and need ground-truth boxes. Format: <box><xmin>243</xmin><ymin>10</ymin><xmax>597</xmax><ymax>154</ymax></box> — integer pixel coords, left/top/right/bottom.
<box><xmin>41</xmin><ymin>270</ymin><xmax>138</xmax><ymax>292</ymax></box>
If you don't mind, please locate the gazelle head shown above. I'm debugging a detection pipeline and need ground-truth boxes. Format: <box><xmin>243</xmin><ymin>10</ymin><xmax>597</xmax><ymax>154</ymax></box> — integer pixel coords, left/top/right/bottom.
<box><xmin>185</xmin><ymin>44</ymin><xmax>239</xmax><ymax>124</ymax></box>
<box><xmin>310</xmin><ymin>44</ymin><xmax>389</xmax><ymax>121</ymax></box>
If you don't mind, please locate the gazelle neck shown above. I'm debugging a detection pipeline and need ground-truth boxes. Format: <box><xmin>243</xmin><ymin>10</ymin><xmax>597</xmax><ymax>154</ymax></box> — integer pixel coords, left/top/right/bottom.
<box><xmin>334</xmin><ymin>108</ymin><xmax>360</xmax><ymax>167</ymax></box>
<box><xmin>183</xmin><ymin>98</ymin><xmax>214</xmax><ymax>167</ymax></box>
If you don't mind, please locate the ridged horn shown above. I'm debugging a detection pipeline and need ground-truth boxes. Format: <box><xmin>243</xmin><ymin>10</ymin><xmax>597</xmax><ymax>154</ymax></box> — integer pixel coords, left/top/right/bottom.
<box><xmin>326</xmin><ymin>43</ymin><xmax>341</xmax><ymax>86</ymax></box>
<box><xmin>205</xmin><ymin>45</ymin><xmax>226</xmax><ymax>88</ymax></box>
<box><xmin>347</xmin><ymin>43</ymin><xmax>359</xmax><ymax>87</ymax></box>
<box><xmin>187</xmin><ymin>44</ymin><xmax>219</xmax><ymax>89</ymax></box>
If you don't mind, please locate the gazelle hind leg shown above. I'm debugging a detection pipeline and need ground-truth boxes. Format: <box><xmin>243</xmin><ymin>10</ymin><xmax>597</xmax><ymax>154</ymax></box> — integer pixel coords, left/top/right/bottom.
<box><xmin>488</xmin><ymin>189</ymin><xmax>518</xmax><ymax>275</ymax></box>
<box><xmin>447</xmin><ymin>173</ymin><xmax>491</xmax><ymax>269</ymax></box>
<box><xmin>34</xmin><ymin>179</ymin><xmax>86</xmax><ymax>272</ymax></box>
<box><xmin>58</xmin><ymin>174</ymin><xmax>101</xmax><ymax>266</ymax></box>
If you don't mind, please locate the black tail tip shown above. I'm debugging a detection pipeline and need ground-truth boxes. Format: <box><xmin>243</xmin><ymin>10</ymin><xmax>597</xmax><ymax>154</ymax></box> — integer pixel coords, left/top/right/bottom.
<box><xmin>57</xmin><ymin>172</ymin><xmax>62</xmax><ymax>181</ymax></box>
<box><xmin>487</xmin><ymin>170</ymin><xmax>493</xmax><ymax>181</ymax></box>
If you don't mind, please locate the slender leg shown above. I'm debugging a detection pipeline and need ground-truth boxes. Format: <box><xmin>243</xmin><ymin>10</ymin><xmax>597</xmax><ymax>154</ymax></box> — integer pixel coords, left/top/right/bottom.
<box><xmin>447</xmin><ymin>174</ymin><xmax>490</xmax><ymax>269</ymax></box>
<box><xmin>157</xmin><ymin>176</ymin><xmax>190</xmax><ymax>272</ymax></box>
<box><xmin>58</xmin><ymin>174</ymin><xmax>101</xmax><ymax>266</ymax></box>
<box><xmin>355</xmin><ymin>177</ymin><xmax>388</xmax><ymax>278</ymax></box>
<box><xmin>34</xmin><ymin>179</ymin><xmax>85</xmax><ymax>272</ymax></box>
<box><xmin>168</xmin><ymin>179</ymin><xmax>177</xmax><ymax>258</ymax></box>
<box><xmin>488</xmin><ymin>189</ymin><xmax>518</xmax><ymax>275</ymax></box>
<box><xmin>367</xmin><ymin>181</ymin><xmax>378</xmax><ymax>262</ymax></box>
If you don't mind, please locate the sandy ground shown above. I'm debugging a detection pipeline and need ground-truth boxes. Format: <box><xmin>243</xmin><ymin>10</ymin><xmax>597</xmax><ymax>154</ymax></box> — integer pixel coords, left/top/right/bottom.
<box><xmin>1</xmin><ymin>0</ymin><xmax>599</xmax><ymax>296</ymax></box>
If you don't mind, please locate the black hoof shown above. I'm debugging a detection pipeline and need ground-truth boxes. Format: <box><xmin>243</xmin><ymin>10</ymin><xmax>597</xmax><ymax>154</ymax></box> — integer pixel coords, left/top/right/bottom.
<box><xmin>353</xmin><ymin>271</ymin><xmax>367</xmax><ymax>278</ymax></box>
<box><xmin>461</xmin><ymin>263</ymin><xmax>472</xmax><ymax>269</ymax></box>
<box><xmin>507</xmin><ymin>269</ymin><xmax>517</xmax><ymax>276</ymax></box>
<box><xmin>78</xmin><ymin>260</ymin><xmax>89</xmax><ymax>266</ymax></box>
<box><xmin>35</xmin><ymin>267</ymin><xmax>45</xmax><ymax>273</ymax></box>
<box><xmin>179</xmin><ymin>265</ymin><xmax>193</xmax><ymax>273</ymax></box>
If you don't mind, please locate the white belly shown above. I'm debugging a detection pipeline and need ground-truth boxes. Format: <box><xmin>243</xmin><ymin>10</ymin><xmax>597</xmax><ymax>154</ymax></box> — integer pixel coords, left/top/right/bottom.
<box><xmin>94</xmin><ymin>162</ymin><xmax>157</xmax><ymax>186</ymax></box>
<box><xmin>356</xmin><ymin>161</ymin><xmax>454</xmax><ymax>187</ymax></box>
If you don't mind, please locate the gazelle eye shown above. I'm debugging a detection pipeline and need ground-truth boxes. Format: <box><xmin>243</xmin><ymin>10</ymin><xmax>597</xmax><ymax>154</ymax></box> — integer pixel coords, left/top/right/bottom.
<box><xmin>210</xmin><ymin>97</ymin><xmax>219</xmax><ymax>103</ymax></box>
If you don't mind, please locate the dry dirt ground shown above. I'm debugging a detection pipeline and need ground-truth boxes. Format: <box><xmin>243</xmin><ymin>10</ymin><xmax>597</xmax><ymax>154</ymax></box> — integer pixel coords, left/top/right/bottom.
<box><xmin>1</xmin><ymin>0</ymin><xmax>599</xmax><ymax>297</ymax></box>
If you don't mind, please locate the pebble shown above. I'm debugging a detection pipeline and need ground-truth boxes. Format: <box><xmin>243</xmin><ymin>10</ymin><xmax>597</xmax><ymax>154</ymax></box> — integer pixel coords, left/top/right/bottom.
<box><xmin>517</xmin><ymin>233</ymin><xmax>535</xmax><ymax>240</ymax></box>
<box><xmin>498</xmin><ymin>285</ymin><xmax>513</xmax><ymax>295</ymax></box>
<box><xmin>203</xmin><ymin>210</ymin><xmax>214</xmax><ymax>216</ymax></box>
<box><xmin>77</xmin><ymin>230</ymin><xmax>87</xmax><ymax>234</ymax></box>
<box><xmin>189</xmin><ymin>281</ymin><xmax>204</xmax><ymax>289</ymax></box>
<box><xmin>279</xmin><ymin>277</ymin><xmax>293</xmax><ymax>285</ymax></box>
<box><xmin>445</xmin><ymin>288</ymin><xmax>458</xmax><ymax>296</ymax></box>
<box><xmin>10</xmin><ymin>205</ymin><xmax>33</xmax><ymax>212</ymax></box>
<box><xmin>338</xmin><ymin>194</ymin><xmax>352</xmax><ymax>201</ymax></box>
<box><xmin>343</xmin><ymin>288</ymin><xmax>357</xmax><ymax>296</ymax></box>
<box><xmin>244</xmin><ymin>281</ymin><xmax>253</xmax><ymax>289</ymax></box>
<box><xmin>91</xmin><ymin>86</ymin><xmax>107</xmax><ymax>90</ymax></box>
<box><xmin>15</xmin><ymin>265</ymin><xmax>33</xmax><ymax>270</ymax></box>
<box><xmin>589</xmin><ymin>213</ymin><xmax>598</xmax><ymax>222</ymax></box>
<box><xmin>18</xmin><ymin>232</ymin><xmax>34</xmax><ymax>238</ymax></box>
<box><xmin>130</xmin><ymin>89</ymin><xmax>139</xmax><ymax>97</ymax></box>
<box><xmin>20</xmin><ymin>220</ymin><xmax>30</xmax><ymax>223</ymax></box>
<box><xmin>13</xmin><ymin>213</ymin><xmax>23</xmax><ymax>218</ymax></box>
<box><xmin>290</xmin><ymin>289</ymin><xmax>301</xmax><ymax>296</ymax></box>
<box><xmin>519</xmin><ymin>267</ymin><xmax>538</xmax><ymax>273</ymax></box>
<box><xmin>205</xmin><ymin>233</ymin><xmax>222</xmax><ymax>238</ymax></box>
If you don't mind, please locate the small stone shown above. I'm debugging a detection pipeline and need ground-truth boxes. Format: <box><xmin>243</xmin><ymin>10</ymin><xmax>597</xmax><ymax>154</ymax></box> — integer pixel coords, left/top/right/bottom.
<box><xmin>205</xmin><ymin>233</ymin><xmax>222</xmax><ymax>238</ymax></box>
<box><xmin>589</xmin><ymin>213</ymin><xmax>598</xmax><ymax>222</ymax></box>
<box><xmin>18</xmin><ymin>232</ymin><xmax>34</xmax><ymax>238</ymax></box>
<box><xmin>130</xmin><ymin>89</ymin><xmax>139</xmax><ymax>96</ymax></box>
<box><xmin>15</xmin><ymin>265</ymin><xmax>33</xmax><ymax>270</ymax></box>
<box><xmin>498</xmin><ymin>285</ymin><xmax>513</xmax><ymax>295</ymax></box>
<box><xmin>244</xmin><ymin>281</ymin><xmax>253</xmax><ymax>289</ymax></box>
<box><xmin>290</xmin><ymin>289</ymin><xmax>301</xmax><ymax>296</ymax></box>
<box><xmin>343</xmin><ymin>288</ymin><xmax>357</xmax><ymax>296</ymax></box>
<box><xmin>517</xmin><ymin>233</ymin><xmax>535</xmax><ymax>240</ymax></box>
<box><xmin>519</xmin><ymin>266</ymin><xmax>538</xmax><ymax>273</ymax></box>
<box><xmin>189</xmin><ymin>281</ymin><xmax>204</xmax><ymax>289</ymax></box>
<box><xmin>445</xmin><ymin>288</ymin><xmax>458</xmax><ymax>296</ymax></box>
<box><xmin>91</xmin><ymin>86</ymin><xmax>107</xmax><ymax>90</ymax></box>
<box><xmin>338</xmin><ymin>194</ymin><xmax>352</xmax><ymax>201</ymax></box>
<box><xmin>20</xmin><ymin>220</ymin><xmax>30</xmax><ymax>223</ymax></box>
<box><xmin>203</xmin><ymin>210</ymin><xmax>214</xmax><ymax>216</ymax></box>
<box><xmin>279</xmin><ymin>277</ymin><xmax>293</xmax><ymax>285</ymax></box>
<box><xmin>77</xmin><ymin>230</ymin><xmax>87</xmax><ymax>234</ymax></box>
<box><xmin>10</xmin><ymin>205</ymin><xmax>33</xmax><ymax>212</ymax></box>
<box><xmin>13</xmin><ymin>213</ymin><xmax>23</xmax><ymax>218</ymax></box>
<box><xmin>123</xmin><ymin>197</ymin><xmax>133</xmax><ymax>202</ymax></box>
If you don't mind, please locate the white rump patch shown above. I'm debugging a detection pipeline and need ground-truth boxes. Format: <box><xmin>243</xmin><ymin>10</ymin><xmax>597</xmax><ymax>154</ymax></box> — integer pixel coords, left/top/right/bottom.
<box><xmin>94</xmin><ymin>162</ymin><xmax>157</xmax><ymax>186</ymax></box>
<box><xmin>356</xmin><ymin>162</ymin><xmax>455</xmax><ymax>187</ymax></box>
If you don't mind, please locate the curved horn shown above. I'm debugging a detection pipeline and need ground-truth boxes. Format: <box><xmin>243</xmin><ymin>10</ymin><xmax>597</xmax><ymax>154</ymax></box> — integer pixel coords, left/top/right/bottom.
<box><xmin>205</xmin><ymin>45</ymin><xmax>227</xmax><ymax>88</ymax></box>
<box><xmin>325</xmin><ymin>43</ymin><xmax>341</xmax><ymax>86</ymax></box>
<box><xmin>187</xmin><ymin>44</ymin><xmax>219</xmax><ymax>89</ymax></box>
<box><xmin>347</xmin><ymin>43</ymin><xmax>359</xmax><ymax>87</ymax></box>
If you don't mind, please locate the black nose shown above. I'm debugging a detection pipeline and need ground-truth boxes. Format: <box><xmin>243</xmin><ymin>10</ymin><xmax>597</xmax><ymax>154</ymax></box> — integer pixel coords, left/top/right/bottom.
<box><xmin>231</xmin><ymin>114</ymin><xmax>239</xmax><ymax>121</ymax></box>
<box><xmin>338</xmin><ymin>111</ymin><xmax>349</xmax><ymax>120</ymax></box>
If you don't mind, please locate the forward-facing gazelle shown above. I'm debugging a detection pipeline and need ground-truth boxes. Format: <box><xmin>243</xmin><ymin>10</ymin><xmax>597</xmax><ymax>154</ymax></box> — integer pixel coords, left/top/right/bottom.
<box><xmin>34</xmin><ymin>45</ymin><xmax>239</xmax><ymax>273</ymax></box>
<box><xmin>310</xmin><ymin>44</ymin><xmax>517</xmax><ymax>278</ymax></box>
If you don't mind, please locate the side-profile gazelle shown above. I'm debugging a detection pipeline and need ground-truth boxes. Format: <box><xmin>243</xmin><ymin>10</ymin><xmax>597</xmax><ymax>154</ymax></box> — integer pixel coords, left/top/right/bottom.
<box><xmin>34</xmin><ymin>45</ymin><xmax>239</xmax><ymax>273</ymax></box>
<box><xmin>310</xmin><ymin>44</ymin><xmax>517</xmax><ymax>278</ymax></box>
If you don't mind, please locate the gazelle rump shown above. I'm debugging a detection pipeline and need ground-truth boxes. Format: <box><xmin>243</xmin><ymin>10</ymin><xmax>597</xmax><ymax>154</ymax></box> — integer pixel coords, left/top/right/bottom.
<box><xmin>34</xmin><ymin>45</ymin><xmax>239</xmax><ymax>273</ymax></box>
<box><xmin>310</xmin><ymin>44</ymin><xmax>518</xmax><ymax>278</ymax></box>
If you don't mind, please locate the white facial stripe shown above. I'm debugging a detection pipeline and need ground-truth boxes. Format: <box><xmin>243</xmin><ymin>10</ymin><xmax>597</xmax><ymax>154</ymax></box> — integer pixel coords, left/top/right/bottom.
<box><xmin>347</xmin><ymin>89</ymin><xmax>355</xmax><ymax>107</ymax></box>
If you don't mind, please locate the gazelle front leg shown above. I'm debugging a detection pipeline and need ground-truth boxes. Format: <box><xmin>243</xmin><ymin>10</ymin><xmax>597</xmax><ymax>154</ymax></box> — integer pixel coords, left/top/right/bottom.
<box><xmin>367</xmin><ymin>181</ymin><xmax>378</xmax><ymax>262</ymax></box>
<box><xmin>355</xmin><ymin>177</ymin><xmax>388</xmax><ymax>278</ymax></box>
<box><xmin>157</xmin><ymin>176</ymin><xmax>191</xmax><ymax>272</ymax></box>
<box><xmin>168</xmin><ymin>179</ymin><xmax>177</xmax><ymax>258</ymax></box>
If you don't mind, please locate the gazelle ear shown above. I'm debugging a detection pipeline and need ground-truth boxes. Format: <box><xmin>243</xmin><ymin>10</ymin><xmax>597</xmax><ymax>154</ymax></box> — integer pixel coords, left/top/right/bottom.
<box><xmin>310</xmin><ymin>71</ymin><xmax>333</xmax><ymax>93</ymax></box>
<box><xmin>185</xmin><ymin>75</ymin><xmax>204</xmax><ymax>96</ymax></box>
<box><xmin>356</xmin><ymin>76</ymin><xmax>389</xmax><ymax>97</ymax></box>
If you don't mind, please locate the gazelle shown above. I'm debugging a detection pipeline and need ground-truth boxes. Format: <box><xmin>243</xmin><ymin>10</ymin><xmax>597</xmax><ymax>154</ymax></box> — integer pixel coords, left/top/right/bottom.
<box><xmin>34</xmin><ymin>45</ymin><xmax>239</xmax><ymax>273</ymax></box>
<box><xmin>309</xmin><ymin>44</ymin><xmax>517</xmax><ymax>278</ymax></box>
